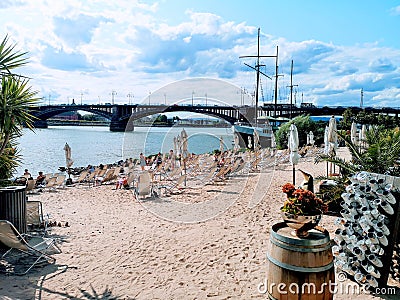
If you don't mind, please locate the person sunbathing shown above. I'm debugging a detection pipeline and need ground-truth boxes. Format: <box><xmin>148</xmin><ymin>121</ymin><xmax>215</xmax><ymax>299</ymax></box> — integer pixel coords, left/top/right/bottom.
<box><xmin>35</xmin><ymin>171</ymin><xmax>46</xmax><ymax>187</ymax></box>
<box><xmin>115</xmin><ymin>176</ymin><xmax>127</xmax><ymax>189</ymax></box>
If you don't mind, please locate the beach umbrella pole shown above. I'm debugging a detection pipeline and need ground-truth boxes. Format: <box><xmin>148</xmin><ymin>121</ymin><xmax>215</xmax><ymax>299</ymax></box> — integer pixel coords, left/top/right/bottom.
<box><xmin>326</xmin><ymin>161</ymin><xmax>329</xmax><ymax>177</ymax></box>
<box><xmin>293</xmin><ymin>166</ymin><xmax>296</xmax><ymax>185</ymax></box>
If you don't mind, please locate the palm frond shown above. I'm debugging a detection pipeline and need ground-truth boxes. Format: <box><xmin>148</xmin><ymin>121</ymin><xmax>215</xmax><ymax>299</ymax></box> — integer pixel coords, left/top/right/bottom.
<box><xmin>0</xmin><ymin>35</ymin><xmax>28</xmax><ymax>75</ymax></box>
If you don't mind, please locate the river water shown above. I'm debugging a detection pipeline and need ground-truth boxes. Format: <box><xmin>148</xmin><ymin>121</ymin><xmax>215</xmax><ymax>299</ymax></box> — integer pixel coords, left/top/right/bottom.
<box><xmin>15</xmin><ymin>126</ymin><xmax>234</xmax><ymax>176</ymax></box>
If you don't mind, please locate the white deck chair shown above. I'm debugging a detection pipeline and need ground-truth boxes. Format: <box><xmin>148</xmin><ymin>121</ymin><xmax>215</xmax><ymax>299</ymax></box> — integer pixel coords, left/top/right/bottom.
<box><xmin>134</xmin><ymin>171</ymin><xmax>156</xmax><ymax>200</ymax></box>
<box><xmin>43</xmin><ymin>177</ymin><xmax>57</xmax><ymax>190</ymax></box>
<box><xmin>75</xmin><ymin>170</ymin><xmax>89</xmax><ymax>183</ymax></box>
<box><xmin>0</xmin><ymin>220</ymin><xmax>61</xmax><ymax>275</ymax></box>
<box><xmin>25</xmin><ymin>179</ymin><xmax>37</xmax><ymax>194</ymax></box>
<box><xmin>26</xmin><ymin>201</ymin><xmax>49</xmax><ymax>235</ymax></box>
<box><xmin>160</xmin><ymin>174</ymin><xmax>187</xmax><ymax>196</ymax></box>
<box><xmin>101</xmin><ymin>168</ymin><xmax>116</xmax><ymax>184</ymax></box>
<box><xmin>54</xmin><ymin>174</ymin><xmax>66</xmax><ymax>189</ymax></box>
<box><xmin>124</xmin><ymin>172</ymin><xmax>135</xmax><ymax>189</ymax></box>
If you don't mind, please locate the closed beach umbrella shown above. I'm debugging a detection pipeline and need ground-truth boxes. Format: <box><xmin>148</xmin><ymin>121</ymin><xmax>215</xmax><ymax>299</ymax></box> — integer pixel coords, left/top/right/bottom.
<box><xmin>233</xmin><ymin>133</ymin><xmax>240</xmax><ymax>151</ymax></box>
<box><xmin>270</xmin><ymin>132</ymin><xmax>276</xmax><ymax>149</ymax></box>
<box><xmin>323</xmin><ymin>126</ymin><xmax>329</xmax><ymax>155</ymax></box>
<box><xmin>327</xmin><ymin>116</ymin><xmax>338</xmax><ymax>157</ymax></box>
<box><xmin>180</xmin><ymin>129</ymin><xmax>189</xmax><ymax>186</ymax></box>
<box><xmin>327</xmin><ymin>116</ymin><xmax>338</xmax><ymax>176</ymax></box>
<box><xmin>181</xmin><ymin>129</ymin><xmax>189</xmax><ymax>159</ymax></box>
<box><xmin>309</xmin><ymin>131</ymin><xmax>315</xmax><ymax>146</ymax></box>
<box><xmin>270</xmin><ymin>131</ymin><xmax>276</xmax><ymax>157</ymax></box>
<box><xmin>247</xmin><ymin>136</ymin><xmax>252</xmax><ymax>149</ymax></box>
<box><xmin>306</xmin><ymin>132</ymin><xmax>310</xmax><ymax>145</ymax></box>
<box><xmin>288</xmin><ymin>124</ymin><xmax>300</xmax><ymax>184</ymax></box>
<box><xmin>253</xmin><ymin>129</ymin><xmax>260</xmax><ymax>150</ymax></box>
<box><xmin>351</xmin><ymin>122</ymin><xmax>357</xmax><ymax>144</ymax></box>
<box><xmin>359</xmin><ymin>124</ymin><xmax>367</xmax><ymax>150</ymax></box>
<box><xmin>173</xmin><ymin>136</ymin><xmax>178</xmax><ymax>157</ymax></box>
<box><xmin>176</xmin><ymin>135</ymin><xmax>182</xmax><ymax>156</ymax></box>
<box><xmin>219</xmin><ymin>136</ymin><xmax>224</xmax><ymax>153</ymax></box>
<box><xmin>63</xmin><ymin>142</ymin><xmax>73</xmax><ymax>168</ymax></box>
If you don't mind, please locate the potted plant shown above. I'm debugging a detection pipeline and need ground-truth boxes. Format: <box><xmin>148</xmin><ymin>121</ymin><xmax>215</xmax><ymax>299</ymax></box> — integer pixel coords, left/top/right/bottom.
<box><xmin>281</xmin><ymin>183</ymin><xmax>328</xmax><ymax>237</ymax></box>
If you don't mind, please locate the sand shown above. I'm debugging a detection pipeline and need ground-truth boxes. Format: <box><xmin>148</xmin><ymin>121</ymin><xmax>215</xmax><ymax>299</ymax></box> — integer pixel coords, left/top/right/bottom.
<box><xmin>0</xmin><ymin>148</ymin><xmax>399</xmax><ymax>299</ymax></box>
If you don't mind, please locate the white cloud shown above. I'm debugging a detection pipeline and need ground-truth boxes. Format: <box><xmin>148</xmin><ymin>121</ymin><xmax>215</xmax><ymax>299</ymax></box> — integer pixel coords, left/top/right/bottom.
<box><xmin>390</xmin><ymin>5</ymin><xmax>400</xmax><ymax>15</ymax></box>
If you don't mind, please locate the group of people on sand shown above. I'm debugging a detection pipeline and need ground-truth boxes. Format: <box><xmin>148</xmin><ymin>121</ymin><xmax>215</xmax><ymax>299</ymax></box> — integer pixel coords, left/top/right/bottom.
<box><xmin>21</xmin><ymin>169</ymin><xmax>46</xmax><ymax>187</ymax></box>
<box><xmin>139</xmin><ymin>150</ymin><xmax>180</xmax><ymax>172</ymax></box>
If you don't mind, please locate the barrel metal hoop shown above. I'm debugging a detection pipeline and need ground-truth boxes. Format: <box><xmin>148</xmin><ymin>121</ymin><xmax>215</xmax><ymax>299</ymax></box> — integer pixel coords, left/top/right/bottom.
<box><xmin>270</xmin><ymin>237</ymin><xmax>333</xmax><ymax>252</ymax></box>
<box><xmin>271</xmin><ymin>229</ymin><xmax>330</xmax><ymax>246</ymax></box>
<box><xmin>266</xmin><ymin>253</ymin><xmax>334</xmax><ymax>273</ymax></box>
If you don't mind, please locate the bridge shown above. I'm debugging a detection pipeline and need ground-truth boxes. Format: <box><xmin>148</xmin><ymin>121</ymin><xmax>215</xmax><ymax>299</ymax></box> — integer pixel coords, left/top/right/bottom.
<box><xmin>28</xmin><ymin>103</ymin><xmax>400</xmax><ymax>132</ymax></box>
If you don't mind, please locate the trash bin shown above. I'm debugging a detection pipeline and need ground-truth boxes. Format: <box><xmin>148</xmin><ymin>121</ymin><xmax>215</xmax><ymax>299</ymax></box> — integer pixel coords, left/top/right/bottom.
<box><xmin>0</xmin><ymin>186</ymin><xmax>27</xmax><ymax>233</ymax></box>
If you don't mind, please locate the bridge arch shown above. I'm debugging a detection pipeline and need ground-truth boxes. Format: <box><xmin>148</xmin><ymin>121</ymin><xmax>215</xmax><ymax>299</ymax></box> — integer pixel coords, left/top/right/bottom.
<box><xmin>32</xmin><ymin>105</ymin><xmax>113</xmax><ymax>121</ymax></box>
<box><xmin>112</xmin><ymin>78</ymin><xmax>254</xmax><ymax>131</ymax></box>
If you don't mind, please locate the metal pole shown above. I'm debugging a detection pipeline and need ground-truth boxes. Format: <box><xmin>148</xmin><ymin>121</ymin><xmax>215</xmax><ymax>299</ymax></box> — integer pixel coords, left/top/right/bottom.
<box><xmin>293</xmin><ymin>166</ymin><xmax>295</xmax><ymax>185</ymax></box>
<box><xmin>255</xmin><ymin>28</ymin><xmax>260</xmax><ymax>127</ymax></box>
<box><xmin>274</xmin><ymin>46</ymin><xmax>279</xmax><ymax>119</ymax></box>
<box><xmin>111</xmin><ymin>90</ymin><xmax>117</xmax><ymax>105</ymax></box>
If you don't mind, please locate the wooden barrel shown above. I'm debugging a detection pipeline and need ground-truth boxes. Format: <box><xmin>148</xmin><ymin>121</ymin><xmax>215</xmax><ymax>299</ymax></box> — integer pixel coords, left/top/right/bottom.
<box><xmin>266</xmin><ymin>222</ymin><xmax>334</xmax><ymax>300</ymax></box>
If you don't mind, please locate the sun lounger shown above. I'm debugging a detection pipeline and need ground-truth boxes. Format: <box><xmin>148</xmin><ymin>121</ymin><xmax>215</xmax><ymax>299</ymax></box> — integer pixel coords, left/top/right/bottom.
<box><xmin>26</xmin><ymin>201</ymin><xmax>49</xmax><ymax>235</ymax></box>
<box><xmin>86</xmin><ymin>169</ymin><xmax>100</xmax><ymax>187</ymax></box>
<box><xmin>160</xmin><ymin>174</ymin><xmax>186</xmax><ymax>196</ymax></box>
<box><xmin>0</xmin><ymin>220</ymin><xmax>61</xmax><ymax>275</ymax></box>
<box><xmin>75</xmin><ymin>170</ymin><xmax>89</xmax><ymax>183</ymax></box>
<box><xmin>133</xmin><ymin>171</ymin><xmax>157</xmax><ymax>200</ymax></box>
<box><xmin>25</xmin><ymin>179</ymin><xmax>37</xmax><ymax>194</ymax></box>
<box><xmin>124</xmin><ymin>173</ymin><xmax>135</xmax><ymax>189</ymax></box>
<box><xmin>53</xmin><ymin>174</ymin><xmax>66</xmax><ymax>189</ymax></box>
<box><xmin>101</xmin><ymin>168</ymin><xmax>117</xmax><ymax>184</ymax></box>
<box><xmin>43</xmin><ymin>177</ymin><xmax>57</xmax><ymax>190</ymax></box>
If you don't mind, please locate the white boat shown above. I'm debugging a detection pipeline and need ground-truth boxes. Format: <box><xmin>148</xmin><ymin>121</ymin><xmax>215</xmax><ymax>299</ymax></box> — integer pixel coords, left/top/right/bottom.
<box><xmin>233</xmin><ymin>28</ymin><xmax>277</xmax><ymax>149</ymax></box>
<box><xmin>233</xmin><ymin>122</ymin><xmax>273</xmax><ymax>149</ymax></box>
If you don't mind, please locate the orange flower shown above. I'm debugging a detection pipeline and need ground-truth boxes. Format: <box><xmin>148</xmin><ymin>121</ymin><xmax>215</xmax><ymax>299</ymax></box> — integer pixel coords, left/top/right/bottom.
<box><xmin>281</xmin><ymin>182</ymin><xmax>328</xmax><ymax>216</ymax></box>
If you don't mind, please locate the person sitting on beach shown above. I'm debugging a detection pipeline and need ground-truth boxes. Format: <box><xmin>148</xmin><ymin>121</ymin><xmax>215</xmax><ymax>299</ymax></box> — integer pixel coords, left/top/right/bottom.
<box><xmin>23</xmin><ymin>169</ymin><xmax>32</xmax><ymax>179</ymax></box>
<box><xmin>156</xmin><ymin>152</ymin><xmax>163</xmax><ymax>167</ymax></box>
<box><xmin>169</xmin><ymin>149</ymin><xmax>175</xmax><ymax>170</ymax></box>
<box><xmin>94</xmin><ymin>174</ymin><xmax>104</xmax><ymax>186</ymax></box>
<box><xmin>122</xmin><ymin>177</ymin><xmax>130</xmax><ymax>189</ymax></box>
<box><xmin>115</xmin><ymin>176</ymin><xmax>127</xmax><ymax>189</ymax></box>
<box><xmin>35</xmin><ymin>171</ymin><xmax>46</xmax><ymax>187</ymax></box>
<box><xmin>139</xmin><ymin>153</ymin><xmax>146</xmax><ymax>171</ymax></box>
<box><xmin>218</xmin><ymin>157</ymin><xmax>225</xmax><ymax>168</ymax></box>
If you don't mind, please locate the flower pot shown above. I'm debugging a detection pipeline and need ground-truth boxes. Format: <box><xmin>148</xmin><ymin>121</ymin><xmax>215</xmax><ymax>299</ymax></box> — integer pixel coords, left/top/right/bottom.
<box><xmin>281</xmin><ymin>212</ymin><xmax>322</xmax><ymax>237</ymax></box>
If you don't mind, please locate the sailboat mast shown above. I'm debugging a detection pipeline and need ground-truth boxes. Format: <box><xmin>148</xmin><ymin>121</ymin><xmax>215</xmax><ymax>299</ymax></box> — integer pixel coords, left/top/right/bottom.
<box><xmin>255</xmin><ymin>28</ymin><xmax>261</xmax><ymax>127</ymax></box>
<box><xmin>273</xmin><ymin>46</ymin><xmax>279</xmax><ymax>118</ymax></box>
<box><xmin>239</xmin><ymin>28</ymin><xmax>275</xmax><ymax>126</ymax></box>
<box><xmin>288</xmin><ymin>59</ymin><xmax>298</xmax><ymax>119</ymax></box>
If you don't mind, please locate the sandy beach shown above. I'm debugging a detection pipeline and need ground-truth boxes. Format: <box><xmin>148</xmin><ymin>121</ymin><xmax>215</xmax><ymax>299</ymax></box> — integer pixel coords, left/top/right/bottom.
<box><xmin>0</xmin><ymin>147</ymin><xmax>399</xmax><ymax>299</ymax></box>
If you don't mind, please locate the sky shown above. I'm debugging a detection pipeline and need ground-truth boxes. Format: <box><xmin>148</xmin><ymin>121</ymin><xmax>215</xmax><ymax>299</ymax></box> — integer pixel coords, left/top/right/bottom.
<box><xmin>1</xmin><ymin>0</ymin><xmax>400</xmax><ymax>108</ymax></box>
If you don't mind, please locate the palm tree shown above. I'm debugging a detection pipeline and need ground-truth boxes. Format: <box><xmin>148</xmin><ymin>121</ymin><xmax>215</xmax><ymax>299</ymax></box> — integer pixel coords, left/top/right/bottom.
<box><xmin>315</xmin><ymin>125</ymin><xmax>400</xmax><ymax>214</ymax></box>
<box><xmin>0</xmin><ymin>35</ymin><xmax>39</xmax><ymax>181</ymax></box>
<box><xmin>316</xmin><ymin>126</ymin><xmax>400</xmax><ymax>177</ymax></box>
